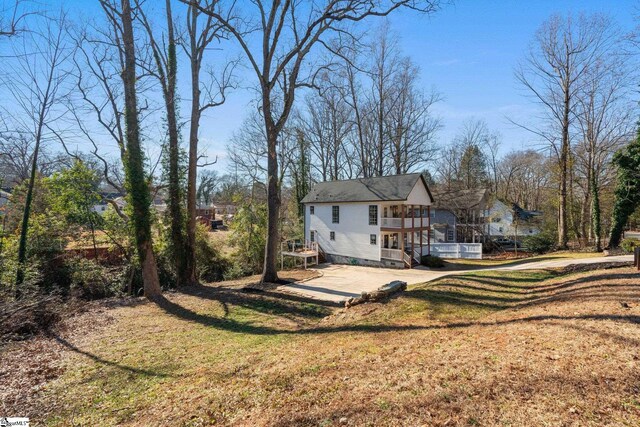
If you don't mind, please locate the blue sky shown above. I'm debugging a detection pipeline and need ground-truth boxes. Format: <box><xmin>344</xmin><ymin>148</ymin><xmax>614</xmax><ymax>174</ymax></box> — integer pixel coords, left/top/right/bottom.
<box><xmin>37</xmin><ymin>0</ymin><xmax>640</xmax><ymax>172</ymax></box>
<box><xmin>202</xmin><ymin>0</ymin><xmax>639</xmax><ymax>170</ymax></box>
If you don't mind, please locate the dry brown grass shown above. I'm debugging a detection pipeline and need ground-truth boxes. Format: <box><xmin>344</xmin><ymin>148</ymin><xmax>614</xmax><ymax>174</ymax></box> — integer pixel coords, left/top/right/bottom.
<box><xmin>2</xmin><ymin>266</ymin><xmax>639</xmax><ymax>426</ymax></box>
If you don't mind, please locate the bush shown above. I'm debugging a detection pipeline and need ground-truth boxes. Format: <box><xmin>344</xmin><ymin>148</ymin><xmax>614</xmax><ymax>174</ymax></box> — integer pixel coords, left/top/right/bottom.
<box><xmin>421</xmin><ymin>255</ymin><xmax>445</xmax><ymax>268</ymax></box>
<box><xmin>621</xmin><ymin>238</ymin><xmax>640</xmax><ymax>253</ymax></box>
<box><xmin>66</xmin><ymin>256</ymin><xmax>125</xmax><ymax>299</ymax></box>
<box><xmin>522</xmin><ymin>234</ymin><xmax>555</xmax><ymax>254</ymax></box>
<box><xmin>223</xmin><ymin>262</ymin><xmax>250</xmax><ymax>281</ymax></box>
<box><xmin>195</xmin><ymin>224</ymin><xmax>230</xmax><ymax>282</ymax></box>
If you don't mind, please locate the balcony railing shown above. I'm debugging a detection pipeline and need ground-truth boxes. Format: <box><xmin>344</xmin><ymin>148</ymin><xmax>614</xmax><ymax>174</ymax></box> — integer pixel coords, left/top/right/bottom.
<box><xmin>381</xmin><ymin>248</ymin><xmax>403</xmax><ymax>260</ymax></box>
<box><xmin>381</xmin><ymin>216</ymin><xmax>430</xmax><ymax>228</ymax></box>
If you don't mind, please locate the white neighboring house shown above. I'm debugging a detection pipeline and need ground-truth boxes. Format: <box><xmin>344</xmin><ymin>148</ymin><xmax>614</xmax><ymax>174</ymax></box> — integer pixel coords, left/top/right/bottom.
<box><xmin>301</xmin><ymin>173</ymin><xmax>434</xmax><ymax>269</ymax></box>
<box><xmin>486</xmin><ymin>199</ymin><xmax>542</xmax><ymax>239</ymax></box>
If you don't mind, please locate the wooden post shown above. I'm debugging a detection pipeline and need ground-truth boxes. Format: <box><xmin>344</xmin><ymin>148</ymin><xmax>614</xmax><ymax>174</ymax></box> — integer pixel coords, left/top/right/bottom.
<box><xmin>401</xmin><ymin>205</ymin><xmax>405</xmax><ymax>243</ymax></box>
<box><xmin>635</xmin><ymin>247</ymin><xmax>640</xmax><ymax>270</ymax></box>
<box><xmin>411</xmin><ymin>205</ymin><xmax>415</xmax><ymax>268</ymax></box>
<box><xmin>427</xmin><ymin>205</ymin><xmax>431</xmax><ymax>256</ymax></box>
<box><xmin>420</xmin><ymin>205</ymin><xmax>423</xmax><ymax>257</ymax></box>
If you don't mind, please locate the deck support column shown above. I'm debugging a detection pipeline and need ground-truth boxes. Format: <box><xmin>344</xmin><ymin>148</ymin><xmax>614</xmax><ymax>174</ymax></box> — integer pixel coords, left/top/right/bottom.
<box><xmin>420</xmin><ymin>205</ymin><xmax>423</xmax><ymax>256</ymax></box>
<box><xmin>411</xmin><ymin>204</ymin><xmax>415</xmax><ymax>268</ymax></box>
<box><xmin>401</xmin><ymin>204</ymin><xmax>406</xmax><ymax>268</ymax></box>
<box><xmin>427</xmin><ymin>205</ymin><xmax>431</xmax><ymax>256</ymax></box>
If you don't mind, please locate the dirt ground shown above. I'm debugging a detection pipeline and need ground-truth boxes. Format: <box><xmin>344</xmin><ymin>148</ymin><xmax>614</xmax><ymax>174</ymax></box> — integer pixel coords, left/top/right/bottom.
<box><xmin>1</xmin><ymin>266</ymin><xmax>639</xmax><ymax>426</ymax></box>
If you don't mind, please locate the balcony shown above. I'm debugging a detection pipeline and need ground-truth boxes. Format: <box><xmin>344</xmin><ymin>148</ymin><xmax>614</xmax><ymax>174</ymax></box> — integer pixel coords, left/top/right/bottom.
<box><xmin>381</xmin><ymin>216</ymin><xmax>430</xmax><ymax>229</ymax></box>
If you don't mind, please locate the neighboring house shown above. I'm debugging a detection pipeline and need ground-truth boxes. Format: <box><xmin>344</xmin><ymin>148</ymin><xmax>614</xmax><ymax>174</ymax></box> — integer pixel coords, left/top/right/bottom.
<box><xmin>211</xmin><ymin>202</ymin><xmax>237</xmax><ymax>218</ymax></box>
<box><xmin>431</xmin><ymin>188</ymin><xmax>490</xmax><ymax>243</ymax></box>
<box><xmin>301</xmin><ymin>173</ymin><xmax>434</xmax><ymax>269</ymax></box>
<box><xmin>486</xmin><ymin>199</ymin><xmax>542</xmax><ymax>239</ymax></box>
<box><xmin>92</xmin><ymin>192</ymin><xmax>124</xmax><ymax>215</ymax></box>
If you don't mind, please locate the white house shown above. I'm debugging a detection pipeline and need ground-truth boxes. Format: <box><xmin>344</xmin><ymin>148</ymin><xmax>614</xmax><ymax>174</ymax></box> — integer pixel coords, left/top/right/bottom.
<box><xmin>485</xmin><ymin>199</ymin><xmax>542</xmax><ymax>239</ymax></box>
<box><xmin>301</xmin><ymin>173</ymin><xmax>434</xmax><ymax>269</ymax></box>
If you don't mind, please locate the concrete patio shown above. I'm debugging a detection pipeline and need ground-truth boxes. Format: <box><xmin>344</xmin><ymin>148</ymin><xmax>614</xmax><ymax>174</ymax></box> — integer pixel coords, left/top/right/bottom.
<box><xmin>277</xmin><ymin>255</ymin><xmax>634</xmax><ymax>303</ymax></box>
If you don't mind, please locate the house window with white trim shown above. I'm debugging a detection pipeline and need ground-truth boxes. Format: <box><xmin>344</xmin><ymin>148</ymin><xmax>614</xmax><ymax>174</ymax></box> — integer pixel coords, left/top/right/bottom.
<box><xmin>332</xmin><ymin>206</ymin><xmax>339</xmax><ymax>223</ymax></box>
<box><xmin>310</xmin><ymin>206</ymin><xmax>314</xmax><ymax>214</ymax></box>
<box><xmin>447</xmin><ymin>229</ymin><xmax>455</xmax><ymax>242</ymax></box>
<box><xmin>369</xmin><ymin>205</ymin><xmax>378</xmax><ymax>225</ymax></box>
<box><xmin>330</xmin><ymin>231</ymin><xmax>335</xmax><ymax>241</ymax></box>
<box><xmin>310</xmin><ymin>231</ymin><xmax>315</xmax><ymax>242</ymax></box>
<box><xmin>370</xmin><ymin>234</ymin><xmax>377</xmax><ymax>245</ymax></box>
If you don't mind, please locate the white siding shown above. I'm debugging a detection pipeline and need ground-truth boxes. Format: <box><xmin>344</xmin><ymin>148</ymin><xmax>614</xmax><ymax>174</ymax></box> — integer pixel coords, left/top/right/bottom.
<box><xmin>306</xmin><ymin>202</ymin><xmax>380</xmax><ymax>261</ymax></box>
<box><xmin>486</xmin><ymin>200</ymin><xmax>540</xmax><ymax>237</ymax></box>
<box><xmin>405</xmin><ymin>180</ymin><xmax>432</xmax><ymax>206</ymax></box>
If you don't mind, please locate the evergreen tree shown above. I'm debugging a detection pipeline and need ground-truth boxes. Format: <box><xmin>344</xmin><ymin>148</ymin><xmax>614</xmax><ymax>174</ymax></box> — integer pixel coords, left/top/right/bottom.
<box><xmin>458</xmin><ymin>144</ymin><xmax>488</xmax><ymax>189</ymax></box>
<box><xmin>608</xmin><ymin>133</ymin><xmax>640</xmax><ymax>248</ymax></box>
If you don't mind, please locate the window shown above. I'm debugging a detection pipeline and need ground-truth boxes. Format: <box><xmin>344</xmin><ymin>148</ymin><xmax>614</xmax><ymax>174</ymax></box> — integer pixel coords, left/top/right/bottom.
<box><xmin>330</xmin><ymin>231</ymin><xmax>335</xmax><ymax>241</ymax></box>
<box><xmin>447</xmin><ymin>229</ymin><xmax>455</xmax><ymax>242</ymax></box>
<box><xmin>430</xmin><ymin>210</ymin><xmax>435</xmax><ymax>218</ymax></box>
<box><xmin>499</xmin><ymin>227</ymin><xmax>503</xmax><ymax>233</ymax></box>
<box><xmin>368</xmin><ymin>205</ymin><xmax>378</xmax><ymax>225</ymax></box>
<box><xmin>332</xmin><ymin>206</ymin><xmax>339</xmax><ymax>223</ymax></box>
<box><xmin>370</xmin><ymin>234</ymin><xmax>377</xmax><ymax>245</ymax></box>
<box><xmin>310</xmin><ymin>231</ymin><xmax>315</xmax><ymax>242</ymax></box>
<box><xmin>310</xmin><ymin>206</ymin><xmax>314</xmax><ymax>214</ymax></box>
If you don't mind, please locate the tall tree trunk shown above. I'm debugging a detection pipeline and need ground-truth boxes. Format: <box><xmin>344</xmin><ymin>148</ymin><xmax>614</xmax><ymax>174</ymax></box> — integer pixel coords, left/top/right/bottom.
<box><xmin>185</xmin><ymin>62</ymin><xmax>201</xmax><ymax>285</ymax></box>
<box><xmin>15</xmin><ymin>127</ymin><xmax>41</xmax><ymax>296</ymax></box>
<box><xmin>590</xmin><ymin>172</ymin><xmax>602</xmax><ymax>251</ymax></box>
<box><xmin>163</xmin><ymin>0</ymin><xmax>188</xmax><ymax>287</ymax></box>
<box><xmin>262</xmin><ymin>125</ymin><xmax>281</xmax><ymax>284</ymax></box>
<box><xmin>15</xmin><ymin>74</ymin><xmax>52</xmax><ymax>295</ymax></box>
<box><xmin>121</xmin><ymin>0</ymin><xmax>161</xmax><ymax>299</ymax></box>
<box><xmin>558</xmin><ymin>82</ymin><xmax>570</xmax><ymax>249</ymax></box>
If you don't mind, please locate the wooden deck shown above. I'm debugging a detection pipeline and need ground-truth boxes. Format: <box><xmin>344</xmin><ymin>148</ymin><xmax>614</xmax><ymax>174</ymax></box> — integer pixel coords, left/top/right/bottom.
<box><xmin>281</xmin><ymin>240</ymin><xmax>319</xmax><ymax>269</ymax></box>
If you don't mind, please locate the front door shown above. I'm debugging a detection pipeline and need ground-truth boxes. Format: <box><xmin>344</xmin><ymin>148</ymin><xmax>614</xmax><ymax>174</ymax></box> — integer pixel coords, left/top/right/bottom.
<box><xmin>383</xmin><ymin>234</ymin><xmax>389</xmax><ymax>249</ymax></box>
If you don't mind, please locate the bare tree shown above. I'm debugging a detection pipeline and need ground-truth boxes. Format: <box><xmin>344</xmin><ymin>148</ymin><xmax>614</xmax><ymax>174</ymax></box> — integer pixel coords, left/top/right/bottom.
<box><xmin>99</xmin><ymin>0</ymin><xmax>161</xmax><ymax>298</ymax></box>
<box><xmin>184</xmin><ymin>0</ymin><xmax>234</xmax><ymax>285</ymax></box>
<box><xmin>498</xmin><ymin>150</ymin><xmax>551</xmax><ymax>211</ymax></box>
<box><xmin>574</xmin><ymin>35</ymin><xmax>634</xmax><ymax>250</ymax></box>
<box><xmin>0</xmin><ymin>0</ymin><xmax>33</xmax><ymax>37</ymax></box>
<box><xmin>514</xmin><ymin>13</ymin><xmax>615</xmax><ymax>249</ymax></box>
<box><xmin>0</xmin><ymin>132</ymin><xmax>60</xmax><ymax>185</ymax></box>
<box><xmin>387</xmin><ymin>57</ymin><xmax>441</xmax><ymax>174</ymax></box>
<box><xmin>187</xmin><ymin>0</ymin><xmax>442</xmax><ymax>283</ymax></box>
<box><xmin>137</xmin><ymin>0</ymin><xmax>188</xmax><ymax>286</ymax></box>
<box><xmin>300</xmin><ymin>74</ymin><xmax>353</xmax><ymax>181</ymax></box>
<box><xmin>0</xmin><ymin>11</ymin><xmax>72</xmax><ymax>294</ymax></box>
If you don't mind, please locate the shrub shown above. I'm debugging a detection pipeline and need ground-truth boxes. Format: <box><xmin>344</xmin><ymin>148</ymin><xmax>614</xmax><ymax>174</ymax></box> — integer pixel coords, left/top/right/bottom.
<box><xmin>66</xmin><ymin>256</ymin><xmax>124</xmax><ymax>299</ymax></box>
<box><xmin>621</xmin><ymin>238</ymin><xmax>640</xmax><ymax>253</ymax></box>
<box><xmin>421</xmin><ymin>255</ymin><xmax>445</xmax><ymax>268</ymax></box>
<box><xmin>195</xmin><ymin>224</ymin><xmax>230</xmax><ymax>282</ymax></box>
<box><xmin>522</xmin><ymin>234</ymin><xmax>555</xmax><ymax>254</ymax></box>
<box><xmin>223</xmin><ymin>262</ymin><xmax>250</xmax><ymax>281</ymax></box>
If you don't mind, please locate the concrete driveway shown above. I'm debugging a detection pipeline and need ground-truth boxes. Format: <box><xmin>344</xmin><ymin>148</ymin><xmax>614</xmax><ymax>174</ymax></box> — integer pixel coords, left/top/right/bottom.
<box><xmin>277</xmin><ymin>255</ymin><xmax>634</xmax><ymax>303</ymax></box>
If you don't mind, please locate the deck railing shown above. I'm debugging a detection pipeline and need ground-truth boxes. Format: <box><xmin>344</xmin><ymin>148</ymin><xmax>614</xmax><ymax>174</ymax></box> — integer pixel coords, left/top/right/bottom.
<box><xmin>381</xmin><ymin>216</ymin><xmax>430</xmax><ymax>228</ymax></box>
<box><xmin>281</xmin><ymin>239</ymin><xmax>318</xmax><ymax>254</ymax></box>
<box><xmin>381</xmin><ymin>247</ymin><xmax>403</xmax><ymax>260</ymax></box>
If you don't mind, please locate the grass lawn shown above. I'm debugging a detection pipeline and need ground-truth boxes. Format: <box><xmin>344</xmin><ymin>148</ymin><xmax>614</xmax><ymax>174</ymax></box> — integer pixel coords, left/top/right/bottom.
<box><xmin>443</xmin><ymin>250</ymin><xmax>604</xmax><ymax>269</ymax></box>
<box><xmin>3</xmin><ymin>265</ymin><xmax>639</xmax><ymax>426</ymax></box>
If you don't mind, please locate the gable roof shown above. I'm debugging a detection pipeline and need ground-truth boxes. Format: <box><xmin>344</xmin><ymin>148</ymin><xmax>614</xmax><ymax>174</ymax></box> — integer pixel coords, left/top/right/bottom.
<box><xmin>301</xmin><ymin>173</ymin><xmax>434</xmax><ymax>204</ymax></box>
<box><xmin>432</xmin><ymin>187</ymin><xmax>489</xmax><ymax>211</ymax></box>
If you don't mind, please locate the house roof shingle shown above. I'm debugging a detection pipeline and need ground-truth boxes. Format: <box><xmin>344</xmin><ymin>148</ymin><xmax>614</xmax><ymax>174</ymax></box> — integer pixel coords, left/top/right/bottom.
<box><xmin>432</xmin><ymin>188</ymin><xmax>489</xmax><ymax>211</ymax></box>
<box><xmin>301</xmin><ymin>173</ymin><xmax>433</xmax><ymax>204</ymax></box>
